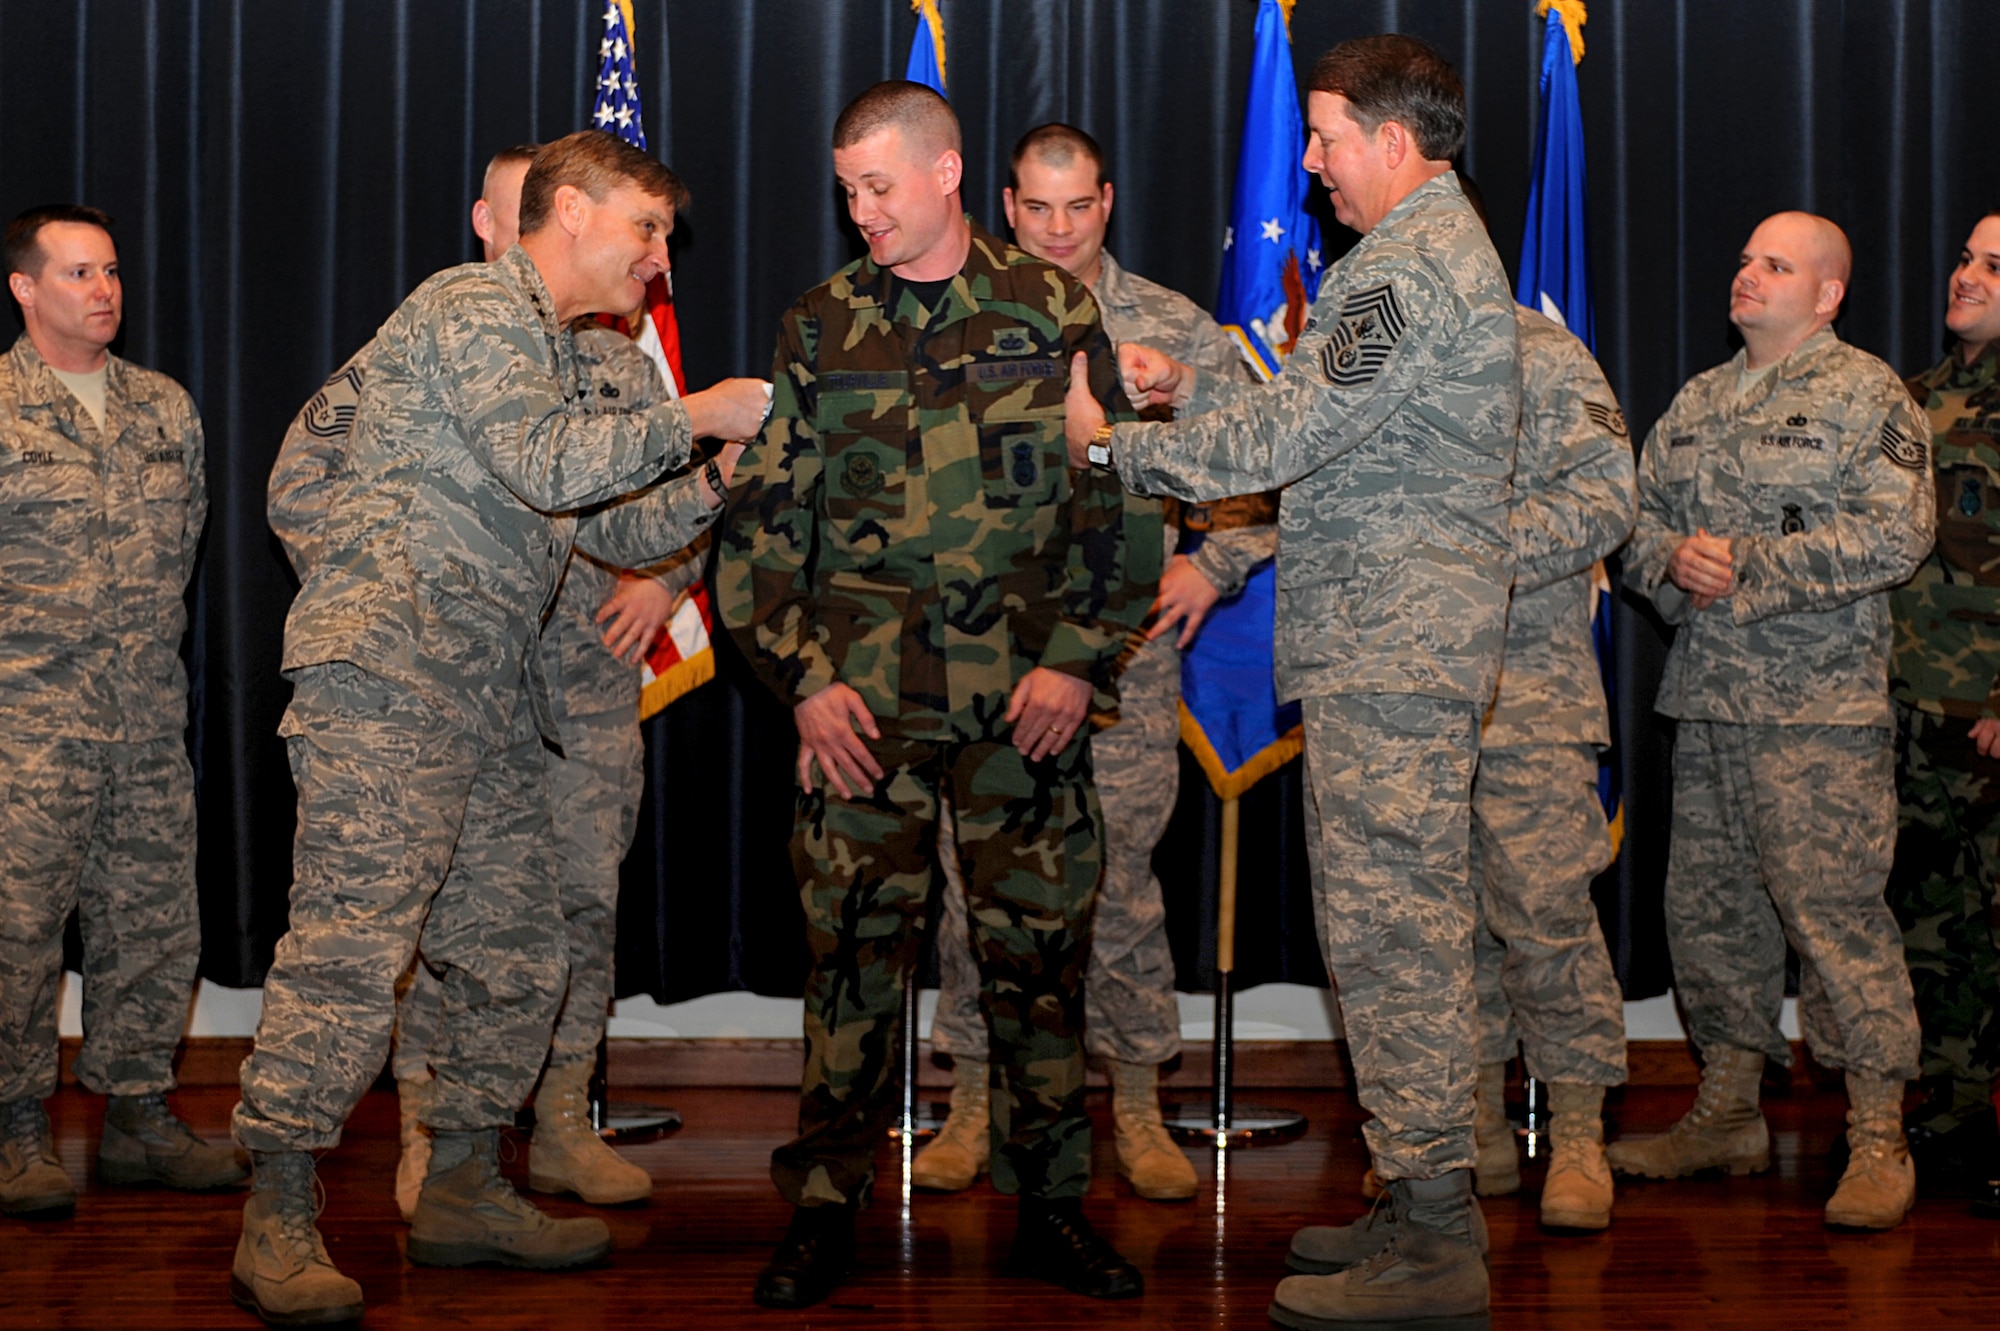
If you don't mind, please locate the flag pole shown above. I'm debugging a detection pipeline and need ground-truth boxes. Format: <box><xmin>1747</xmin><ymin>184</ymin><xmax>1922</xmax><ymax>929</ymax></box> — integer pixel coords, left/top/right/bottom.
<box><xmin>1167</xmin><ymin>796</ymin><xmax>1306</xmax><ymax>1148</ymax></box>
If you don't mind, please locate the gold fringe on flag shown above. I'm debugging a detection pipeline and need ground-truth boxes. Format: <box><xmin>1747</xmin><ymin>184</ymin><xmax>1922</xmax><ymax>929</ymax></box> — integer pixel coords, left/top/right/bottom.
<box><xmin>638</xmin><ymin>649</ymin><xmax>714</xmax><ymax>721</ymax></box>
<box><xmin>1178</xmin><ymin>703</ymin><xmax>1304</xmax><ymax>803</ymax></box>
<box><xmin>1276</xmin><ymin>0</ymin><xmax>1297</xmax><ymax>33</ymax></box>
<box><xmin>614</xmin><ymin>0</ymin><xmax>637</xmax><ymax>45</ymax></box>
<box><xmin>1535</xmin><ymin>0</ymin><xmax>1588</xmax><ymax>64</ymax></box>
<box><xmin>912</xmin><ymin>0</ymin><xmax>947</xmax><ymax>89</ymax></box>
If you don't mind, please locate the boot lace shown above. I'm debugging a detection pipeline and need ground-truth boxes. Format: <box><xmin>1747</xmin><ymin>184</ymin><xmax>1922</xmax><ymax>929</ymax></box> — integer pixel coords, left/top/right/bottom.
<box><xmin>261</xmin><ymin>1154</ymin><xmax>329</xmax><ymax>1257</ymax></box>
<box><xmin>120</xmin><ymin>1091</ymin><xmax>203</xmax><ymax>1146</ymax></box>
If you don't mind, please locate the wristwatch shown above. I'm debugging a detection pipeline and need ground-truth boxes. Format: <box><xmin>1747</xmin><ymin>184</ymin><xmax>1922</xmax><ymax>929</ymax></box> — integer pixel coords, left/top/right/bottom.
<box><xmin>1086</xmin><ymin>423</ymin><xmax>1115</xmax><ymax>470</ymax></box>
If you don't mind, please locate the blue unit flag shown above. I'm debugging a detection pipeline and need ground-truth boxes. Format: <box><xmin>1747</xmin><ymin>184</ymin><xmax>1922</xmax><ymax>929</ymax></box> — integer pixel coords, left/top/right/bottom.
<box><xmin>1214</xmin><ymin>0</ymin><xmax>1323</xmax><ymax>383</ymax></box>
<box><xmin>1518</xmin><ymin>2</ymin><xmax>1620</xmax><ymax>839</ymax></box>
<box><xmin>1178</xmin><ymin>0</ymin><xmax>1312</xmax><ymax>800</ymax></box>
<box><xmin>905</xmin><ymin>1</ymin><xmax>947</xmax><ymax>96</ymax></box>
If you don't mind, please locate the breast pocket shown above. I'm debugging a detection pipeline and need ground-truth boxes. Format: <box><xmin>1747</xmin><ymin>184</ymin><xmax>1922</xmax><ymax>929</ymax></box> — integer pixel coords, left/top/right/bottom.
<box><xmin>816</xmin><ymin>387</ymin><xmax>912</xmax><ymax>533</ymax></box>
<box><xmin>1743</xmin><ymin>425</ymin><xmax>1839</xmax><ymax>535</ymax></box>
<box><xmin>0</xmin><ymin>442</ymin><xmax>94</xmax><ymax>552</ymax></box>
<box><xmin>975</xmin><ymin>403</ymin><xmax>1067</xmax><ymax>510</ymax></box>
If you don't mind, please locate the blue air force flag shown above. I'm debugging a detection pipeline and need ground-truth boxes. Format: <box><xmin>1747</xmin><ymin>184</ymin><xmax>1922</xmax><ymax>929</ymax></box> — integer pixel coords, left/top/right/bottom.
<box><xmin>905</xmin><ymin>1</ymin><xmax>947</xmax><ymax>96</ymax></box>
<box><xmin>1518</xmin><ymin>2</ymin><xmax>1620</xmax><ymax>837</ymax></box>
<box><xmin>1215</xmin><ymin>0</ymin><xmax>1324</xmax><ymax>383</ymax></box>
<box><xmin>1178</xmin><ymin>0</ymin><xmax>1312</xmax><ymax>801</ymax></box>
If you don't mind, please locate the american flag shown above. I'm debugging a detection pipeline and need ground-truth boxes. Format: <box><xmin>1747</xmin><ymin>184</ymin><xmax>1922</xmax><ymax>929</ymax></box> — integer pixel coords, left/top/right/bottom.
<box><xmin>587</xmin><ymin>1</ymin><xmax>713</xmax><ymax>718</ymax></box>
<box><xmin>592</xmin><ymin>2</ymin><xmax>648</xmax><ymax>149</ymax></box>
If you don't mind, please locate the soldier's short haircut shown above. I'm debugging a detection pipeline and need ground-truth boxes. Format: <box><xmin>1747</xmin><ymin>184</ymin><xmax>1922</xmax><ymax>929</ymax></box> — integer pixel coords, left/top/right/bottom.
<box><xmin>517</xmin><ymin>130</ymin><xmax>689</xmax><ymax>237</ymax></box>
<box><xmin>832</xmin><ymin>80</ymin><xmax>962</xmax><ymax>160</ymax></box>
<box><xmin>1009</xmin><ymin>124</ymin><xmax>1108</xmax><ymax>191</ymax></box>
<box><xmin>1307</xmin><ymin>34</ymin><xmax>1466</xmax><ymax>162</ymax></box>
<box><xmin>4</xmin><ymin>204</ymin><xmax>115</xmax><ymax>279</ymax></box>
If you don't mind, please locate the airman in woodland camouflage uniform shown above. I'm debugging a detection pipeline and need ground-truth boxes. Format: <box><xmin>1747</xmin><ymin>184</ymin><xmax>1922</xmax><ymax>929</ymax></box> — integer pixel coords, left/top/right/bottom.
<box><xmin>717</xmin><ymin>84</ymin><xmax>1151</xmax><ymax>1310</ymax></box>
<box><xmin>1886</xmin><ymin>210</ymin><xmax>2000</xmax><ymax>1184</ymax></box>
<box><xmin>917</xmin><ymin>123</ymin><xmax>1269</xmax><ymax>1206</ymax></box>
<box><xmin>266</xmin><ymin>144</ymin><xmax>717</xmax><ymax>1224</ymax></box>
<box><xmin>1613</xmin><ymin>211</ymin><xmax>1934</xmax><ymax>1233</ymax></box>
<box><xmin>1</xmin><ymin>205</ymin><xmax>245</xmax><ymax>1221</ymax></box>
<box><xmin>229</xmin><ymin>132</ymin><xmax>769</xmax><ymax>1328</ymax></box>
<box><xmin>1069</xmin><ymin>37</ymin><xmax>1518</xmax><ymax>1328</ymax></box>
<box><xmin>1467</xmin><ymin>306</ymin><xmax>1635</xmax><ymax>1231</ymax></box>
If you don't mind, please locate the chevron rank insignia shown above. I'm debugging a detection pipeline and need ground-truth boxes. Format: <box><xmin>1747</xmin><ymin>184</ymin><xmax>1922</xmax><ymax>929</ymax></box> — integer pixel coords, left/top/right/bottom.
<box><xmin>1319</xmin><ymin>283</ymin><xmax>1407</xmax><ymax>388</ymax></box>
<box><xmin>1584</xmin><ymin>401</ymin><xmax>1629</xmax><ymax>438</ymax></box>
<box><xmin>1878</xmin><ymin>420</ymin><xmax>1926</xmax><ymax>471</ymax></box>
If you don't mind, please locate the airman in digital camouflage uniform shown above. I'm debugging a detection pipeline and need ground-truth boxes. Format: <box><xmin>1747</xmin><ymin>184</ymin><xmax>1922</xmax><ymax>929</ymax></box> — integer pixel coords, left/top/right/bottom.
<box><xmin>1612</xmin><ymin>211</ymin><xmax>1934</xmax><ymax>1233</ymax></box>
<box><xmin>1886</xmin><ymin>210</ymin><xmax>2000</xmax><ymax>1192</ymax></box>
<box><xmin>1468</xmin><ymin>305</ymin><xmax>1635</xmax><ymax>1232</ymax></box>
<box><xmin>268</xmin><ymin>144</ymin><xmax>719</xmax><ymax>1225</ymax></box>
<box><xmin>229</xmin><ymin>131</ymin><xmax>770</xmax><ymax>1327</ymax></box>
<box><xmin>915</xmin><ymin>123</ymin><xmax>1269</xmax><ymax>1206</ymax></box>
<box><xmin>717</xmin><ymin>83</ymin><xmax>1153</xmax><ymax>1310</ymax></box>
<box><xmin>0</xmin><ymin>205</ymin><xmax>245</xmax><ymax>1222</ymax></box>
<box><xmin>1068</xmin><ymin>37</ymin><xmax>1518</xmax><ymax>1329</ymax></box>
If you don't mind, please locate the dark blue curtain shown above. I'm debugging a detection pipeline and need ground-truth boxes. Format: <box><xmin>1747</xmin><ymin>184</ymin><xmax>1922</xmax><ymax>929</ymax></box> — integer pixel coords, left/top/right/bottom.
<box><xmin>3</xmin><ymin>1</ymin><xmax>1991</xmax><ymax>1005</ymax></box>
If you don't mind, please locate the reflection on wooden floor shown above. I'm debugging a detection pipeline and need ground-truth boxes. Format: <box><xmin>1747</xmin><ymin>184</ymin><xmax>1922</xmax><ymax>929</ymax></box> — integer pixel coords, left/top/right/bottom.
<box><xmin>9</xmin><ymin>1082</ymin><xmax>2000</xmax><ymax>1328</ymax></box>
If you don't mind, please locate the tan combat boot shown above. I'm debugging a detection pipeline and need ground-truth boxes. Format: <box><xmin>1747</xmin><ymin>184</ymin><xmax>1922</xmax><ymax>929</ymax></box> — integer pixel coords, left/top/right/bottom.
<box><xmin>1825</xmin><ymin>1072</ymin><xmax>1915</xmax><ymax>1230</ymax></box>
<box><xmin>1540</xmin><ymin>1082</ymin><xmax>1613</xmax><ymax>1230</ymax></box>
<box><xmin>910</xmin><ymin>1058</ymin><xmax>989</xmax><ymax>1192</ymax></box>
<box><xmin>1274</xmin><ymin>1171</ymin><xmax>1489</xmax><ymax>1329</ymax></box>
<box><xmin>231</xmin><ymin>1150</ymin><xmax>366</xmax><ymax>1326</ymax></box>
<box><xmin>394</xmin><ymin>1074</ymin><xmax>432</xmax><ymax>1222</ymax></box>
<box><xmin>408</xmin><ymin>1127</ymin><xmax>612</xmax><ymax>1268</ymax></box>
<box><xmin>100</xmin><ymin>1091</ymin><xmax>248</xmax><ymax>1191</ymax></box>
<box><xmin>528</xmin><ymin>1060</ymin><xmax>653</xmax><ymax>1206</ymax></box>
<box><xmin>1473</xmin><ymin>1061</ymin><xmax>1520</xmax><ymax>1196</ymax></box>
<box><xmin>1</xmin><ymin>1098</ymin><xmax>75</xmax><ymax>1218</ymax></box>
<box><xmin>1606</xmin><ymin>1044</ymin><xmax>1769</xmax><ymax>1179</ymax></box>
<box><xmin>1108</xmin><ymin>1059</ymin><xmax>1198</xmax><ymax>1201</ymax></box>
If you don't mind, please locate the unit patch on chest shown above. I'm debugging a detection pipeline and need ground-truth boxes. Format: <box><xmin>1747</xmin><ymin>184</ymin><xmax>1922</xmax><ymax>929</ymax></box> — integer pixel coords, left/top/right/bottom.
<box><xmin>842</xmin><ymin>451</ymin><xmax>884</xmax><ymax>497</ymax></box>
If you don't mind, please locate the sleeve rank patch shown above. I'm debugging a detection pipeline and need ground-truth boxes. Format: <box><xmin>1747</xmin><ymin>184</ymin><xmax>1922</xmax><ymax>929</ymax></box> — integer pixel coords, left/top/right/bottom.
<box><xmin>1318</xmin><ymin>282</ymin><xmax>1407</xmax><ymax>388</ymax></box>
<box><xmin>302</xmin><ymin>363</ymin><xmax>364</xmax><ymax>439</ymax></box>
<box><xmin>1878</xmin><ymin>419</ymin><xmax>1927</xmax><ymax>472</ymax></box>
<box><xmin>1583</xmin><ymin>401</ymin><xmax>1629</xmax><ymax>439</ymax></box>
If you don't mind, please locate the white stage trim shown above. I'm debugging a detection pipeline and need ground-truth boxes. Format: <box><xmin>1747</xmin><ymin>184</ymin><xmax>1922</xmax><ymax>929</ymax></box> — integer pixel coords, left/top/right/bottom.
<box><xmin>60</xmin><ymin>973</ymin><xmax>1800</xmax><ymax>1045</ymax></box>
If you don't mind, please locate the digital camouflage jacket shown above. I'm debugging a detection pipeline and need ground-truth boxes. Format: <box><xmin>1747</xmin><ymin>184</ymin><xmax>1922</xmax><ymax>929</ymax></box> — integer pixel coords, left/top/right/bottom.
<box><xmin>0</xmin><ymin>335</ymin><xmax>207</xmax><ymax>742</ymax></box>
<box><xmin>1627</xmin><ymin>327</ymin><xmax>1935</xmax><ymax>728</ymax></box>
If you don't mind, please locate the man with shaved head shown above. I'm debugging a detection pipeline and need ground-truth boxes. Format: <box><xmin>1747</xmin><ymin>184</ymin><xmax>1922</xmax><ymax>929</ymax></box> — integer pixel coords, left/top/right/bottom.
<box><xmin>719</xmin><ymin>82</ymin><xmax>1151</xmax><ymax>1308</ymax></box>
<box><xmin>1617</xmin><ymin>211</ymin><xmax>1935</xmax><ymax>1230</ymax></box>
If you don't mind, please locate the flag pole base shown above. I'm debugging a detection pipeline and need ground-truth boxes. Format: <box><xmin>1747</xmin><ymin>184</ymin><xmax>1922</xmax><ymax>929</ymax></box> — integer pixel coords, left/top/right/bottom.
<box><xmin>1165</xmin><ymin>1103</ymin><xmax>1309</xmax><ymax>1147</ymax></box>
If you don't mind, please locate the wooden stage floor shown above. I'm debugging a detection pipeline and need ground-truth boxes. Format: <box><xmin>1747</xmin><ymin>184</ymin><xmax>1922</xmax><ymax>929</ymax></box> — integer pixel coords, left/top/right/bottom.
<box><xmin>8</xmin><ymin>1081</ymin><xmax>1999</xmax><ymax>1329</ymax></box>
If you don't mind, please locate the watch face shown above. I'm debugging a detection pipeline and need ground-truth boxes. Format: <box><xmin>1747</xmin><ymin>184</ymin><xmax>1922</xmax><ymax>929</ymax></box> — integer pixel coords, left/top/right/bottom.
<box><xmin>1087</xmin><ymin>443</ymin><xmax>1111</xmax><ymax>466</ymax></box>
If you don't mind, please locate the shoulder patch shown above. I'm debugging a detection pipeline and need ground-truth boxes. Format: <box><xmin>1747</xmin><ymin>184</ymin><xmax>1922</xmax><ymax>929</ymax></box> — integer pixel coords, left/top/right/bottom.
<box><xmin>1879</xmin><ymin>419</ymin><xmax>1927</xmax><ymax>472</ymax></box>
<box><xmin>302</xmin><ymin>364</ymin><xmax>364</xmax><ymax>439</ymax></box>
<box><xmin>1583</xmin><ymin>401</ymin><xmax>1628</xmax><ymax>439</ymax></box>
<box><xmin>1318</xmin><ymin>283</ymin><xmax>1407</xmax><ymax>388</ymax></box>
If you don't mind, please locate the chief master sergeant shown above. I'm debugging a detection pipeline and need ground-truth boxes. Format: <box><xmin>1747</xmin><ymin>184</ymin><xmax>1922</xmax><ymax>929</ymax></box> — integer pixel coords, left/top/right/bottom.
<box><xmin>1066</xmin><ymin>34</ymin><xmax>1519</xmax><ymax>1330</ymax></box>
<box><xmin>718</xmin><ymin>81</ymin><xmax>1154</xmax><ymax>1310</ymax></box>
<box><xmin>0</xmin><ymin>204</ymin><xmax>244</xmax><ymax>1221</ymax></box>
<box><xmin>1612</xmin><ymin>210</ymin><xmax>1934</xmax><ymax>1233</ymax></box>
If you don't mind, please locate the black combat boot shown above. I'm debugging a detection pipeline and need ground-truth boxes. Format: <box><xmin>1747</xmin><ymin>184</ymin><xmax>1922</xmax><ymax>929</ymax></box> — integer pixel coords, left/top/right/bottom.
<box><xmin>752</xmin><ymin>1202</ymin><xmax>857</xmax><ymax>1309</ymax></box>
<box><xmin>1012</xmin><ymin>1195</ymin><xmax>1143</xmax><ymax>1299</ymax></box>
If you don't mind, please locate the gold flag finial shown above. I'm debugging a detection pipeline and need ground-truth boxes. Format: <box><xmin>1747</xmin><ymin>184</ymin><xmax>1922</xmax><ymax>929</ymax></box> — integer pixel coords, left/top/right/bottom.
<box><xmin>1536</xmin><ymin>0</ymin><xmax>1587</xmax><ymax>64</ymax></box>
